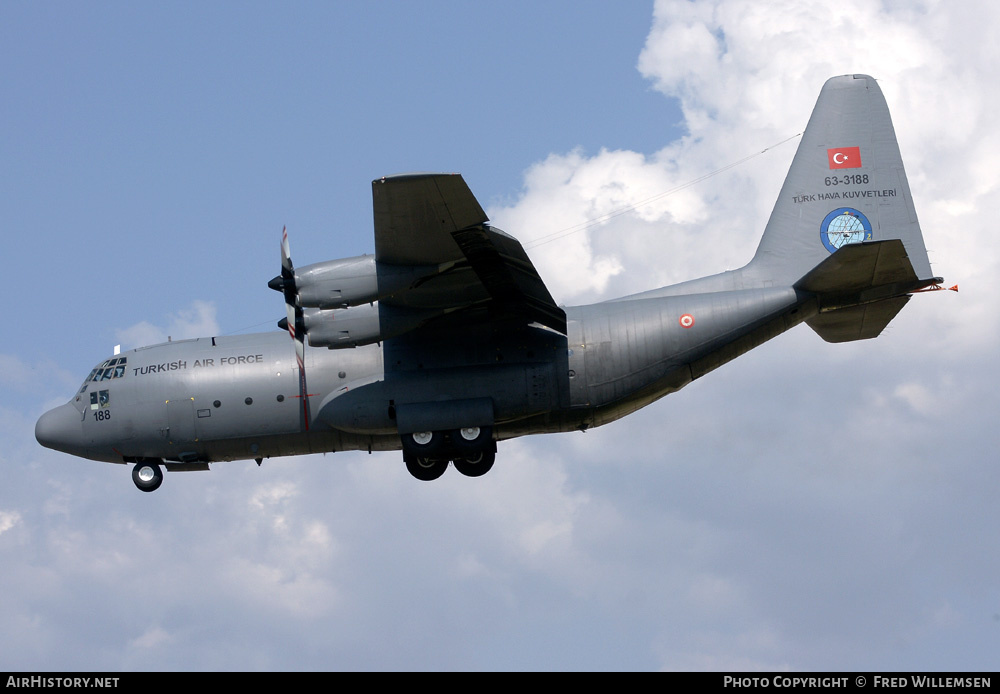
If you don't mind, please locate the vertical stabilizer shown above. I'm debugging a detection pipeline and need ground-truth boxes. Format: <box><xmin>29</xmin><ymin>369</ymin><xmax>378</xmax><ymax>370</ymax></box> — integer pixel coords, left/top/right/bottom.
<box><xmin>746</xmin><ymin>74</ymin><xmax>933</xmax><ymax>287</ymax></box>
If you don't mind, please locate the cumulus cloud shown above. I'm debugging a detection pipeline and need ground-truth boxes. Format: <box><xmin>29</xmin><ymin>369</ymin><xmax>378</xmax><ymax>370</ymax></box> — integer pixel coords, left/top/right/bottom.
<box><xmin>0</xmin><ymin>511</ymin><xmax>21</xmax><ymax>536</ymax></box>
<box><xmin>114</xmin><ymin>300</ymin><xmax>220</xmax><ymax>351</ymax></box>
<box><xmin>491</xmin><ymin>0</ymin><xmax>999</xmax><ymax>340</ymax></box>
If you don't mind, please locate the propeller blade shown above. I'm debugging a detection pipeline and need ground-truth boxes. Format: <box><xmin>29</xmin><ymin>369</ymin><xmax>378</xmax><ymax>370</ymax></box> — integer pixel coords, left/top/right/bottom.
<box><xmin>277</xmin><ymin>226</ymin><xmax>311</xmax><ymax>431</ymax></box>
<box><xmin>281</xmin><ymin>225</ymin><xmax>293</xmax><ymax>274</ymax></box>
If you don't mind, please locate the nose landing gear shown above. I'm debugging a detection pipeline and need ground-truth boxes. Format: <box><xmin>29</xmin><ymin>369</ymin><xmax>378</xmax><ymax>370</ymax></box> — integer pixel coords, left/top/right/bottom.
<box><xmin>131</xmin><ymin>460</ymin><xmax>163</xmax><ymax>492</ymax></box>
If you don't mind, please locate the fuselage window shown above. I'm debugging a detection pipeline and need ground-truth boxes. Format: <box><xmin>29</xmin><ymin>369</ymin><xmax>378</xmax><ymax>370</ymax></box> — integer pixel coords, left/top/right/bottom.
<box><xmin>89</xmin><ymin>389</ymin><xmax>110</xmax><ymax>410</ymax></box>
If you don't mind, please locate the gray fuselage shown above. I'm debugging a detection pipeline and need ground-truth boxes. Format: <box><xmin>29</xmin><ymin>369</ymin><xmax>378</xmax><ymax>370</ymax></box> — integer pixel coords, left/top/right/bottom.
<box><xmin>42</xmin><ymin>282</ymin><xmax>808</xmax><ymax>466</ymax></box>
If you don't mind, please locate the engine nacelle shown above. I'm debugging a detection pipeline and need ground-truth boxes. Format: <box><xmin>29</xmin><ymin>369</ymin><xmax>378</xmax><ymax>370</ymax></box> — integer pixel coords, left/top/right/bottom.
<box><xmin>303</xmin><ymin>303</ymin><xmax>438</xmax><ymax>348</ymax></box>
<box><xmin>293</xmin><ymin>255</ymin><xmax>377</xmax><ymax>309</ymax></box>
<box><xmin>293</xmin><ymin>256</ymin><xmax>437</xmax><ymax>309</ymax></box>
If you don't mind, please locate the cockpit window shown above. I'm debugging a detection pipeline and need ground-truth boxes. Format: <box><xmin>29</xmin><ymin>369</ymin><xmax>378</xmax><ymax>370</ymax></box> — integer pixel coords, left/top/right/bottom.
<box><xmin>79</xmin><ymin>357</ymin><xmax>128</xmax><ymax>393</ymax></box>
<box><xmin>90</xmin><ymin>357</ymin><xmax>127</xmax><ymax>382</ymax></box>
<box><xmin>79</xmin><ymin>369</ymin><xmax>97</xmax><ymax>393</ymax></box>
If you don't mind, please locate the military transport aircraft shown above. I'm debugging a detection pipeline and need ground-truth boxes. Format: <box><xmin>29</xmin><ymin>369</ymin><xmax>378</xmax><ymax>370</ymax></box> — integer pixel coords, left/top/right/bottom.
<box><xmin>36</xmin><ymin>74</ymin><xmax>944</xmax><ymax>491</ymax></box>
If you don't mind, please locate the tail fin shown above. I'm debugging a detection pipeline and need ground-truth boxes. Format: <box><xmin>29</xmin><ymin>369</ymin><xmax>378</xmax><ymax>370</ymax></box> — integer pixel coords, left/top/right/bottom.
<box><xmin>746</xmin><ymin>74</ymin><xmax>940</xmax><ymax>341</ymax></box>
<box><xmin>749</xmin><ymin>74</ymin><xmax>933</xmax><ymax>283</ymax></box>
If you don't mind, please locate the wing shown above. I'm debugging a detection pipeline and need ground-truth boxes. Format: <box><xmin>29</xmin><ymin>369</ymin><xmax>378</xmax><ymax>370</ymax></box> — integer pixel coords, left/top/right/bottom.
<box><xmin>372</xmin><ymin>173</ymin><xmax>566</xmax><ymax>334</ymax></box>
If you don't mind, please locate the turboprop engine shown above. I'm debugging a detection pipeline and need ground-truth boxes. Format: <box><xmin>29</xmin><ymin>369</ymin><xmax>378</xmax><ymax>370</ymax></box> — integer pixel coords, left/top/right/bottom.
<box><xmin>300</xmin><ymin>303</ymin><xmax>438</xmax><ymax>348</ymax></box>
<box><xmin>270</xmin><ymin>245</ymin><xmax>445</xmax><ymax>348</ymax></box>
<box><xmin>269</xmin><ymin>254</ymin><xmax>436</xmax><ymax>309</ymax></box>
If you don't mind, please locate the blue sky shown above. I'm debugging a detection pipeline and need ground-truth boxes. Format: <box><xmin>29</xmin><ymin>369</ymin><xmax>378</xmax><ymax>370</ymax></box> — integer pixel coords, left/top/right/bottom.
<box><xmin>3</xmin><ymin>0</ymin><xmax>999</xmax><ymax>672</ymax></box>
<box><xmin>7</xmin><ymin>1</ymin><xmax>671</xmax><ymax>366</ymax></box>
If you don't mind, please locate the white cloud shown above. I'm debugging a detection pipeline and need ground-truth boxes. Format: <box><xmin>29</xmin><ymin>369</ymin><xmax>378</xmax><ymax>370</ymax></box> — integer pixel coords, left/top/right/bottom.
<box><xmin>0</xmin><ymin>511</ymin><xmax>21</xmax><ymax>536</ymax></box>
<box><xmin>128</xmin><ymin>625</ymin><xmax>173</xmax><ymax>650</ymax></box>
<box><xmin>491</xmin><ymin>0</ymin><xmax>1000</xmax><ymax>346</ymax></box>
<box><xmin>249</xmin><ymin>480</ymin><xmax>298</xmax><ymax>512</ymax></box>
<box><xmin>114</xmin><ymin>300</ymin><xmax>220</xmax><ymax>351</ymax></box>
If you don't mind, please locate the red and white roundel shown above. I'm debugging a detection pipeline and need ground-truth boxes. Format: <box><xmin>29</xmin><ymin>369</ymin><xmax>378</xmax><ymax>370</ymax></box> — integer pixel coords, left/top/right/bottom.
<box><xmin>679</xmin><ymin>313</ymin><xmax>695</xmax><ymax>328</ymax></box>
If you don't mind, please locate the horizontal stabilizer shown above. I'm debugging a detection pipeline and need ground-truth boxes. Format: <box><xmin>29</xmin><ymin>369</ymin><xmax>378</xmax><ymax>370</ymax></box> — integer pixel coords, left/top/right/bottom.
<box><xmin>806</xmin><ymin>296</ymin><xmax>909</xmax><ymax>343</ymax></box>
<box><xmin>796</xmin><ymin>239</ymin><xmax>920</xmax><ymax>297</ymax></box>
<box><xmin>796</xmin><ymin>240</ymin><xmax>940</xmax><ymax>343</ymax></box>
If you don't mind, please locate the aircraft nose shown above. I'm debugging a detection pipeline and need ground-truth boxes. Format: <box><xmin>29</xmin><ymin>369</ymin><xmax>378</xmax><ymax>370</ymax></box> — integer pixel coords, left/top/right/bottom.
<box><xmin>35</xmin><ymin>403</ymin><xmax>83</xmax><ymax>454</ymax></box>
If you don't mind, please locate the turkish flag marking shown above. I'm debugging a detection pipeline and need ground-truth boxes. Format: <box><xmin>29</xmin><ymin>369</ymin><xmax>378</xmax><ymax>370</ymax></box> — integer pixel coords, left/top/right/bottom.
<box><xmin>827</xmin><ymin>146</ymin><xmax>862</xmax><ymax>169</ymax></box>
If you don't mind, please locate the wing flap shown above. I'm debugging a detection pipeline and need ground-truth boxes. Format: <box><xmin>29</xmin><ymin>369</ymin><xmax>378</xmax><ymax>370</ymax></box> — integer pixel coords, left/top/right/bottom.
<box><xmin>371</xmin><ymin>173</ymin><xmax>566</xmax><ymax>335</ymax></box>
<box><xmin>451</xmin><ymin>225</ymin><xmax>567</xmax><ymax>334</ymax></box>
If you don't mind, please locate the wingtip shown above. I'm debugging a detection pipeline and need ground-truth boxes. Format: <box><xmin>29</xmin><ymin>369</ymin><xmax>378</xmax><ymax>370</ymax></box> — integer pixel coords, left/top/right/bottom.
<box><xmin>373</xmin><ymin>172</ymin><xmax>462</xmax><ymax>185</ymax></box>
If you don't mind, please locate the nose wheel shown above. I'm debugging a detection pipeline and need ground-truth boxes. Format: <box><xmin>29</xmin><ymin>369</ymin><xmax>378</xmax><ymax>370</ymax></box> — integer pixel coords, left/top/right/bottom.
<box><xmin>132</xmin><ymin>461</ymin><xmax>163</xmax><ymax>492</ymax></box>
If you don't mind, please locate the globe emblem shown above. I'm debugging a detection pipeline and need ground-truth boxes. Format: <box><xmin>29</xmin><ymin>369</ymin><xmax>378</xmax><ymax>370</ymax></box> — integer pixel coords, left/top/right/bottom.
<box><xmin>820</xmin><ymin>207</ymin><xmax>872</xmax><ymax>253</ymax></box>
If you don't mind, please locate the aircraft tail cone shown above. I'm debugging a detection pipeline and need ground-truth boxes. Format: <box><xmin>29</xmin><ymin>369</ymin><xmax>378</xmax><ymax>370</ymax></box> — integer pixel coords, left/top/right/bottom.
<box><xmin>912</xmin><ymin>283</ymin><xmax>959</xmax><ymax>294</ymax></box>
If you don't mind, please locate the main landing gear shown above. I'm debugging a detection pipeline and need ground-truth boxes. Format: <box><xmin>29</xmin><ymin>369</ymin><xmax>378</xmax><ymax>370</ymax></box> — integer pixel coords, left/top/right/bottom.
<box><xmin>401</xmin><ymin>427</ymin><xmax>496</xmax><ymax>481</ymax></box>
